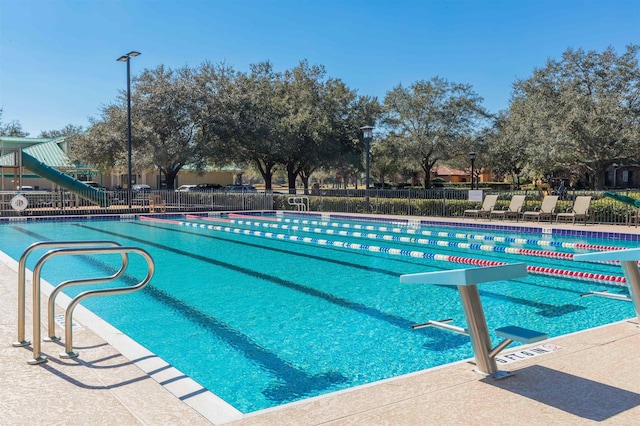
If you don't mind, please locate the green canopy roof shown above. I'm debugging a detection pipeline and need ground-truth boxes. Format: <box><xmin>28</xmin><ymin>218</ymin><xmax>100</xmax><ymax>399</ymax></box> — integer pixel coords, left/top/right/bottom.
<box><xmin>0</xmin><ymin>137</ymin><xmax>71</xmax><ymax>168</ymax></box>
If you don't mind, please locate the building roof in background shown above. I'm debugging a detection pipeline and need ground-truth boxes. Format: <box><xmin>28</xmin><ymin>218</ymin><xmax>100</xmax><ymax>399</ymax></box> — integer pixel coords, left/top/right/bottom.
<box><xmin>0</xmin><ymin>137</ymin><xmax>71</xmax><ymax>168</ymax></box>
<box><xmin>434</xmin><ymin>166</ymin><xmax>468</xmax><ymax>176</ymax></box>
<box><xmin>1</xmin><ymin>136</ymin><xmax>240</xmax><ymax>173</ymax></box>
<box><xmin>0</xmin><ymin>136</ymin><xmax>65</xmax><ymax>149</ymax></box>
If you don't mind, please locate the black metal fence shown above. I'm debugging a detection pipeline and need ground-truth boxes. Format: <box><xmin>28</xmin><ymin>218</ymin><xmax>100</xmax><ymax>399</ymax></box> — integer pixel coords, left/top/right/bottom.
<box><xmin>0</xmin><ymin>189</ymin><xmax>275</xmax><ymax>217</ymax></box>
<box><xmin>273</xmin><ymin>188</ymin><xmax>640</xmax><ymax>226</ymax></box>
<box><xmin>2</xmin><ymin>187</ymin><xmax>639</xmax><ymax>226</ymax></box>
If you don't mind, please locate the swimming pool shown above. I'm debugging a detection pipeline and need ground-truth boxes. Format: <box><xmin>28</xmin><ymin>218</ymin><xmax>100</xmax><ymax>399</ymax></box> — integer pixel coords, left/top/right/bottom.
<box><xmin>1</xmin><ymin>212</ymin><xmax>637</xmax><ymax>414</ymax></box>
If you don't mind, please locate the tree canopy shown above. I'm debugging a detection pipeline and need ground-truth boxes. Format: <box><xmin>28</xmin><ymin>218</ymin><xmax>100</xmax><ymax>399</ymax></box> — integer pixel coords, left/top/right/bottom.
<box><xmin>39</xmin><ymin>124</ymin><xmax>84</xmax><ymax>139</ymax></box>
<box><xmin>0</xmin><ymin>109</ymin><xmax>29</xmax><ymax>137</ymax></box>
<box><xmin>382</xmin><ymin>77</ymin><xmax>489</xmax><ymax>188</ymax></box>
<box><xmin>71</xmin><ymin>64</ymin><xmax>230</xmax><ymax>188</ymax></box>
<box><xmin>506</xmin><ymin>45</ymin><xmax>640</xmax><ymax>189</ymax></box>
<box><xmin>12</xmin><ymin>45</ymin><xmax>640</xmax><ymax>191</ymax></box>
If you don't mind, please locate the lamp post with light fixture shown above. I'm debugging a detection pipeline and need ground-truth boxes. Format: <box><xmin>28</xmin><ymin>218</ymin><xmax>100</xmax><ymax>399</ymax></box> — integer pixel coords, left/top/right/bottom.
<box><xmin>117</xmin><ymin>51</ymin><xmax>141</xmax><ymax>207</ymax></box>
<box><xmin>469</xmin><ymin>151</ymin><xmax>476</xmax><ymax>190</ymax></box>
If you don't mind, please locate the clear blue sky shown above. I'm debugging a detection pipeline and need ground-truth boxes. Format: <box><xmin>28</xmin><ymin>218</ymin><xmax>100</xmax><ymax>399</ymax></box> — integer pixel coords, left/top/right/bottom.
<box><xmin>1</xmin><ymin>0</ymin><xmax>638</xmax><ymax>136</ymax></box>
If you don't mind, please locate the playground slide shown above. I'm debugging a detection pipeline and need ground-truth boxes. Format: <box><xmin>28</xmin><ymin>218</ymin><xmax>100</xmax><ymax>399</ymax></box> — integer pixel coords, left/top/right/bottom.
<box><xmin>21</xmin><ymin>151</ymin><xmax>110</xmax><ymax>207</ymax></box>
<box><xmin>604</xmin><ymin>191</ymin><xmax>640</xmax><ymax>208</ymax></box>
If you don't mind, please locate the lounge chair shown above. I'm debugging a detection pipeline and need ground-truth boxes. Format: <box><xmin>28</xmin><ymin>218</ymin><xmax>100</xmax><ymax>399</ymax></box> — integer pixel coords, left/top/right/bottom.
<box><xmin>490</xmin><ymin>195</ymin><xmax>526</xmax><ymax>221</ymax></box>
<box><xmin>630</xmin><ymin>208</ymin><xmax>640</xmax><ymax>228</ymax></box>
<box><xmin>464</xmin><ymin>194</ymin><xmax>498</xmax><ymax>219</ymax></box>
<box><xmin>556</xmin><ymin>196</ymin><xmax>592</xmax><ymax>224</ymax></box>
<box><xmin>522</xmin><ymin>195</ymin><xmax>558</xmax><ymax>222</ymax></box>
<box><xmin>149</xmin><ymin>194</ymin><xmax>167</xmax><ymax>213</ymax></box>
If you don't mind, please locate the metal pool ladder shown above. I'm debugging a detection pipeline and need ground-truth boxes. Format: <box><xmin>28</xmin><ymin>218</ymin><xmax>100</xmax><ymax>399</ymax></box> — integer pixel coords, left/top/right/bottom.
<box><xmin>288</xmin><ymin>196</ymin><xmax>309</xmax><ymax>211</ymax></box>
<box><xmin>13</xmin><ymin>241</ymin><xmax>154</xmax><ymax>365</ymax></box>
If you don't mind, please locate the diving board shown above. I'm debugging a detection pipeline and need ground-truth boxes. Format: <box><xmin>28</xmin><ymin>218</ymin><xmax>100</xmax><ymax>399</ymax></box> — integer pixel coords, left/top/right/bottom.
<box><xmin>574</xmin><ymin>248</ymin><xmax>640</xmax><ymax>324</ymax></box>
<box><xmin>401</xmin><ymin>263</ymin><xmax>546</xmax><ymax>378</ymax></box>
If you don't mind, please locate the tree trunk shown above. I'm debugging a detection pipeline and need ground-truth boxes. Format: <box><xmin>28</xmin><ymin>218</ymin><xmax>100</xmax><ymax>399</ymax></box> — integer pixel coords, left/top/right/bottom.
<box><xmin>254</xmin><ymin>160</ymin><xmax>275</xmax><ymax>190</ymax></box>
<box><xmin>163</xmin><ymin>168</ymin><xmax>180</xmax><ymax>190</ymax></box>
<box><xmin>300</xmin><ymin>175</ymin><xmax>310</xmax><ymax>195</ymax></box>
<box><xmin>422</xmin><ymin>166</ymin><xmax>432</xmax><ymax>189</ymax></box>
<box><xmin>286</xmin><ymin>164</ymin><xmax>297</xmax><ymax>194</ymax></box>
<box><xmin>298</xmin><ymin>166</ymin><xmax>316</xmax><ymax>195</ymax></box>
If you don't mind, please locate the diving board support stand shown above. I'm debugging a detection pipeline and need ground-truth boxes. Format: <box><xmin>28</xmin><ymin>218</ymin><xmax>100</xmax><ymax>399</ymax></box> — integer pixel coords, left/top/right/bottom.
<box><xmin>401</xmin><ymin>263</ymin><xmax>547</xmax><ymax>378</ymax></box>
<box><xmin>574</xmin><ymin>248</ymin><xmax>640</xmax><ymax>324</ymax></box>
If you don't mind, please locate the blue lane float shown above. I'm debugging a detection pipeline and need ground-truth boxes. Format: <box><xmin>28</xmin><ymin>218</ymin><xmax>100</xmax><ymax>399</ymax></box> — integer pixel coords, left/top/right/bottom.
<box><xmin>231</xmin><ymin>213</ymin><xmax>620</xmax><ymax>252</ymax></box>
<box><xmin>190</xmin><ymin>215</ymin><xmax>576</xmax><ymax>262</ymax></box>
<box><xmin>142</xmin><ymin>216</ymin><xmax>626</xmax><ymax>286</ymax></box>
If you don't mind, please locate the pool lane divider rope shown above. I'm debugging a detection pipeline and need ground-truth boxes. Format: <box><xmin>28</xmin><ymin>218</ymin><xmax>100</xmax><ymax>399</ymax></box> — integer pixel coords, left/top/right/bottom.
<box><xmin>141</xmin><ymin>216</ymin><xmax>626</xmax><ymax>286</ymax></box>
<box><xmin>235</xmin><ymin>213</ymin><xmax>621</xmax><ymax>253</ymax></box>
<box><xmin>194</xmin><ymin>215</ymin><xmax>577</xmax><ymax>262</ymax></box>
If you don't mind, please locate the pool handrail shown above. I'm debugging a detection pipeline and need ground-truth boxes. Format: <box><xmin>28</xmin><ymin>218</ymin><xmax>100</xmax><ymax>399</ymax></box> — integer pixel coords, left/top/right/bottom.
<box><xmin>45</xmin><ymin>252</ymin><xmax>129</xmax><ymax>342</ymax></box>
<box><xmin>27</xmin><ymin>246</ymin><xmax>154</xmax><ymax>365</ymax></box>
<box><xmin>14</xmin><ymin>240</ymin><xmax>126</xmax><ymax>347</ymax></box>
<box><xmin>287</xmin><ymin>196</ymin><xmax>309</xmax><ymax>211</ymax></box>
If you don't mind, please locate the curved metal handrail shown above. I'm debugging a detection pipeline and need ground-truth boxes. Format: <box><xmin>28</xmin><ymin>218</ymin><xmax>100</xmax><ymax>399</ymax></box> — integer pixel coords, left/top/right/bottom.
<box><xmin>14</xmin><ymin>240</ymin><xmax>125</xmax><ymax>347</ymax></box>
<box><xmin>28</xmin><ymin>246</ymin><xmax>154</xmax><ymax>365</ymax></box>
<box><xmin>288</xmin><ymin>196</ymin><xmax>309</xmax><ymax>211</ymax></box>
<box><xmin>45</xmin><ymin>252</ymin><xmax>129</xmax><ymax>342</ymax></box>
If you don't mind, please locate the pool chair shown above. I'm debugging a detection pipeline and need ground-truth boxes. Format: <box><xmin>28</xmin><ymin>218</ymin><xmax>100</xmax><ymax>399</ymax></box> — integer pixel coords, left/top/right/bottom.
<box><xmin>522</xmin><ymin>195</ymin><xmax>558</xmax><ymax>222</ymax></box>
<box><xmin>556</xmin><ymin>196</ymin><xmax>592</xmax><ymax>224</ymax></box>
<box><xmin>490</xmin><ymin>195</ymin><xmax>526</xmax><ymax>221</ymax></box>
<box><xmin>630</xmin><ymin>209</ymin><xmax>640</xmax><ymax>228</ymax></box>
<box><xmin>464</xmin><ymin>194</ymin><xmax>498</xmax><ymax>219</ymax></box>
<box><xmin>149</xmin><ymin>194</ymin><xmax>167</xmax><ymax>213</ymax></box>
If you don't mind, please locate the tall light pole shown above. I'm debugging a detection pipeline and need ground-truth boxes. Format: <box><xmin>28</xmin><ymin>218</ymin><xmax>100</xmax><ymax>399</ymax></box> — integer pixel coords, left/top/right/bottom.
<box><xmin>117</xmin><ymin>51</ymin><xmax>141</xmax><ymax>208</ymax></box>
<box><xmin>360</xmin><ymin>125</ymin><xmax>374</xmax><ymax>213</ymax></box>
<box><xmin>468</xmin><ymin>151</ymin><xmax>476</xmax><ymax>190</ymax></box>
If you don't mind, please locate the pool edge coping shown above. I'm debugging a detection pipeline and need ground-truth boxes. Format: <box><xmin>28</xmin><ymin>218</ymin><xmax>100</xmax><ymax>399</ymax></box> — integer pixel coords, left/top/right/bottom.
<box><xmin>0</xmin><ymin>250</ymin><xmax>244</xmax><ymax>424</ymax></box>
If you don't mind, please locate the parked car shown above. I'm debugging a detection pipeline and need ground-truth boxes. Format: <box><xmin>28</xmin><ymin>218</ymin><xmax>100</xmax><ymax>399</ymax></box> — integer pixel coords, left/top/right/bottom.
<box><xmin>224</xmin><ymin>185</ymin><xmax>258</xmax><ymax>193</ymax></box>
<box><xmin>132</xmin><ymin>184</ymin><xmax>151</xmax><ymax>191</ymax></box>
<box><xmin>83</xmin><ymin>181</ymin><xmax>107</xmax><ymax>190</ymax></box>
<box><xmin>194</xmin><ymin>183</ymin><xmax>223</xmax><ymax>191</ymax></box>
<box><xmin>176</xmin><ymin>185</ymin><xmax>197</xmax><ymax>192</ymax></box>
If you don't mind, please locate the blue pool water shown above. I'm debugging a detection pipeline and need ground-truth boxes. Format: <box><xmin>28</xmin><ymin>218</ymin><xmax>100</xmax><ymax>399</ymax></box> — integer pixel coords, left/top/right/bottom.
<box><xmin>0</xmin><ymin>213</ymin><xmax>637</xmax><ymax>413</ymax></box>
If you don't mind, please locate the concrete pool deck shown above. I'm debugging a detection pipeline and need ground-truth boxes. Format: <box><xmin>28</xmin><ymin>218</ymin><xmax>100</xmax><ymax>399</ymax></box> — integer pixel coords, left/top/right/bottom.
<box><xmin>2</xmin><ymin>218</ymin><xmax>640</xmax><ymax>424</ymax></box>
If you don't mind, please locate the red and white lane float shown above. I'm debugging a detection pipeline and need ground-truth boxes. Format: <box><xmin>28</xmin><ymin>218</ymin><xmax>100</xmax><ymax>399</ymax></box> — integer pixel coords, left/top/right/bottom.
<box><xmin>232</xmin><ymin>213</ymin><xmax>624</xmax><ymax>252</ymax></box>
<box><xmin>141</xmin><ymin>216</ymin><xmax>626</xmax><ymax>286</ymax></box>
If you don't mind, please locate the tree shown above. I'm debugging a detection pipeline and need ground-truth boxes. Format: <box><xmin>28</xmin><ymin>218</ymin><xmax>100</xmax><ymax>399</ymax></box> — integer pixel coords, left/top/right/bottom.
<box><xmin>511</xmin><ymin>45</ymin><xmax>640</xmax><ymax>189</ymax></box>
<box><xmin>382</xmin><ymin>77</ymin><xmax>488</xmax><ymax>188</ymax></box>
<box><xmin>220</xmin><ymin>61</ymin><xmax>287</xmax><ymax>191</ymax></box>
<box><xmin>39</xmin><ymin>124</ymin><xmax>84</xmax><ymax>139</ymax></box>
<box><xmin>370</xmin><ymin>137</ymin><xmax>401</xmax><ymax>187</ymax></box>
<box><xmin>0</xmin><ymin>109</ymin><xmax>29</xmax><ymax>137</ymax></box>
<box><xmin>487</xmin><ymin>109</ymin><xmax>530</xmax><ymax>188</ymax></box>
<box><xmin>278</xmin><ymin>60</ymin><xmax>328</xmax><ymax>194</ymax></box>
<box><xmin>68</xmin><ymin>105</ymin><xmax>129</xmax><ymax>172</ymax></box>
<box><xmin>132</xmin><ymin>65</ymin><xmax>206</xmax><ymax>189</ymax></box>
<box><xmin>319</xmin><ymin>82</ymin><xmax>380</xmax><ymax>191</ymax></box>
<box><xmin>224</xmin><ymin>59</ymin><xmax>379</xmax><ymax>194</ymax></box>
<box><xmin>194</xmin><ymin>61</ymin><xmax>240</xmax><ymax>166</ymax></box>
<box><xmin>71</xmin><ymin>65</ymin><xmax>222</xmax><ymax>189</ymax></box>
